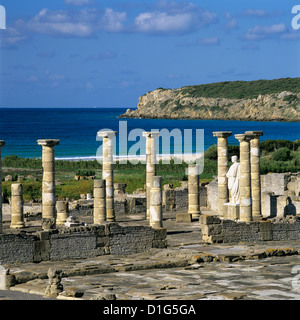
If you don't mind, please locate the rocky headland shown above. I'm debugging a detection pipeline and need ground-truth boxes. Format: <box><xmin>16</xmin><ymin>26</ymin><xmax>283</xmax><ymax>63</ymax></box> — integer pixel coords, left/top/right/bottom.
<box><xmin>120</xmin><ymin>78</ymin><xmax>300</xmax><ymax>122</ymax></box>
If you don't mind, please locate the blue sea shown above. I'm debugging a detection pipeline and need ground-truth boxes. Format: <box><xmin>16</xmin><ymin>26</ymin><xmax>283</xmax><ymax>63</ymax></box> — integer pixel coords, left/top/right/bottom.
<box><xmin>0</xmin><ymin>108</ymin><xmax>299</xmax><ymax>159</ymax></box>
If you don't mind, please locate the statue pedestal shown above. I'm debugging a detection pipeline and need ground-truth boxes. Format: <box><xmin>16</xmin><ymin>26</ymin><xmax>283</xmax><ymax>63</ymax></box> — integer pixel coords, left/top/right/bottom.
<box><xmin>224</xmin><ymin>203</ymin><xmax>240</xmax><ymax>220</ymax></box>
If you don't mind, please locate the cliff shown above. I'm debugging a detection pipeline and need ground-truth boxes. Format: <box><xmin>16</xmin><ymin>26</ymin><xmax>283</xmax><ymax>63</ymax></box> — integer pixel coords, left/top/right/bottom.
<box><xmin>120</xmin><ymin>78</ymin><xmax>300</xmax><ymax>122</ymax></box>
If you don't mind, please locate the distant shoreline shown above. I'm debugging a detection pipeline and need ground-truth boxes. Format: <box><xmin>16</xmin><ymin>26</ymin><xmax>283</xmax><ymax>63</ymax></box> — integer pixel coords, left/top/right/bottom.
<box><xmin>55</xmin><ymin>153</ymin><xmax>203</xmax><ymax>162</ymax></box>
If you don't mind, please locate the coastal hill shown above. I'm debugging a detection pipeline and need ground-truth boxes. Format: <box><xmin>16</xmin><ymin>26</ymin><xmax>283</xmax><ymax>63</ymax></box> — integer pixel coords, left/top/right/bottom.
<box><xmin>120</xmin><ymin>78</ymin><xmax>300</xmax><ymax>121</ymax></box>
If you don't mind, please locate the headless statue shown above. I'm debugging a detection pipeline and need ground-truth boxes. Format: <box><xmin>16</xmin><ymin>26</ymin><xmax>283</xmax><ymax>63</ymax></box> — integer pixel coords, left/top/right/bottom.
<box><xmin>226</xmin><ymin>155</ymin><xmax>240</xmax><ymax>204</ymax></box>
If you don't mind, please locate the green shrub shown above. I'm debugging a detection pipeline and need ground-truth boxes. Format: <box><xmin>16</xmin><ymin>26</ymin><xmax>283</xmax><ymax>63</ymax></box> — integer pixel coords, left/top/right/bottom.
<box><xmin>272</xmin><ymin>147</ymin><xmax>292</xmax><ymax>161</ymax></box>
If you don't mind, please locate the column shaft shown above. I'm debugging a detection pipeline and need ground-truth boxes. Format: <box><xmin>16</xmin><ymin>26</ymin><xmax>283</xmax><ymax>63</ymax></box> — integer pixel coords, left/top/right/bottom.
<box><xmin>56</xmin><ymin>201</ymin><xmax>69</xmax><ymax>226</ymax></box>
<box><xmin>188</xmin><ymin>164</ymin><xmax>201</xmax><ymax>218</ymax></box>
<box><xmin>213</xmin><ymin>132</ymin><xmax>232</xmax><ymax>215</ymax></box>
<box><xmin>150</xmin><ymin>176</ymin><xmax>163</xmax><ymax>229</ymax></box>
<box><xmin>143</xmin><ymin>132</ymin><xmax>159</xmax><ymax>220</ymax></box>
<box><xmin>10</xmin><ymin>183</ymin><xmax>25</xmax><ymax>229</ymax></box>
<box><xmin>37</xmin><ymin>140</ymin><xmax>59</xmax><ymax>226</ymax></box>
<box><xmin>246</xmin><ymin>131</ymin><xmax>263</xmax><ymax>219</ymax></box>
<box><xmin>93</xmin><ymin>179</ymin><xmax>106</xmax><ymax>224</ymax></box>
<box><xmin>235</xmin><ymin>134</ymin><xmax>252</xmax><ymax>222</ymax></box>
<box><xmin>97</xmin><ymin>131</ymin><xmax>116</xmax><ymax>222</ymax></box>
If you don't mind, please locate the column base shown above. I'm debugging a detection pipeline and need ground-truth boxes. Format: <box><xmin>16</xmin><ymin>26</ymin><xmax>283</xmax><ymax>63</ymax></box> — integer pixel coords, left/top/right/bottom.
<box><xmin>10</xmin><ymin>222</ymin><xmax>25</xmax><ymax>229</ymax></box>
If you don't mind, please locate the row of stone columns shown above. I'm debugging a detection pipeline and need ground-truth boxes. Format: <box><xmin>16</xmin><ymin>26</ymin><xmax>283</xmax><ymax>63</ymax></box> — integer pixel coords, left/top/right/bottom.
<box><xmin>213</xmin><ymin>131</ymin><xmax>263</xmax><ymax>222</ymax></box>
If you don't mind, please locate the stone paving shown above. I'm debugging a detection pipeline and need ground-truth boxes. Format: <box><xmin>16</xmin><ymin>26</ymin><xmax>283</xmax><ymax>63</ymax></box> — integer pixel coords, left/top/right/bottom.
<box><xmin>2</xmin><ymin>211</ymin><xmax>300</xmax><ymax>300</ymax></box>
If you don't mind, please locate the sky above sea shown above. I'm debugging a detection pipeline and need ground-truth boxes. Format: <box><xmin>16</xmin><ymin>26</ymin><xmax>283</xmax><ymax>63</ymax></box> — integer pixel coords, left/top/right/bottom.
<box><xmin>0</xmin><ymin>0</ymin><xmax>299</xmax><ymax>109</ymax></box>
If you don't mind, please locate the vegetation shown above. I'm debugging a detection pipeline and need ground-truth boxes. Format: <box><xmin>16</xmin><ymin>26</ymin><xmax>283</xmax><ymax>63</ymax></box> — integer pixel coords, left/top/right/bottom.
<box><xmin>175</xmin><ymin>78</ymin><xmax>300</xmax><ymax>100</ymax></box>
<box><xmin>1</xmin><ymin>139</ymin><xmax>299</xmax><ymax>201</ymax></box>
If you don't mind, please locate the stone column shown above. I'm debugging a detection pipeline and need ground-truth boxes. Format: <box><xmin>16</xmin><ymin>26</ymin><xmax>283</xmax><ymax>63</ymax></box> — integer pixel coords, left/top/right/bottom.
<box><xmin>56</xmin><ymin>201</ymin><xmax>69</xmax><ymax>226</ymax></box>
<box><xmin>150</xmin><ymin>176</ymin><xmax>163</xmax><ymax>229</ymax></box>
<box><xmin>234</xmin><ymin>134</ymin><xmax>252</xmax><ymax>222</ymax></box>
<box><xmin>93</xmin><ymin>179</ymin><xmax>106</xmax><ymax>224</ymax></box>
<box><xmin>212</xmin><ymin>132</ymin><xmax>232</xmax><ymax>215</ymax></box>
<box><xmin>37</xmin><ymin>139</ymin><xmax>60</xmax><ymax>223</ymax></box>
<box><xmin>10</xmin><ymin>183</ymin><xmax>25</xmax><ymax>229</ymax></box>
<box><xmin>97</xmin><ymin>131</ymin><xmax>117</xmax><ymax>222</ymax></box>
<box><xmin>188</xmin><ymin>164</ymin><xmax>201</xmax><ymax>218</ymax></box>
<box><xmin>245</xmin><ymin>131</ymin><xmax>263</xmax><ymax>220</ymax></box>
<box><xmin>0</xmin><ymin>141</ymin><xmax>5</xmax><ymax>233</ymax></box>
<box><xmin>143</xmin><ymin>131</ymin><xmax>160</xmax><ymax>220</ymax></box>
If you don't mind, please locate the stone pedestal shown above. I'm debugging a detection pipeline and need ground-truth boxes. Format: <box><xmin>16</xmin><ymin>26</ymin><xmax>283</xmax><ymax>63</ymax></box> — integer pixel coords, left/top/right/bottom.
<box><xmin>37</xmin><ymin>139</ymin><xmax>60</xmax><ymax>225</ymax></box>
<box><xmin>93</xmin><ymin>179</ymin><xmax>106</xmax><ymax>224</ymax></box>
<box><xmin>56</xmin><ymin>201</ymin><xmax>69</xmax><ymax>226</ymax></box>
<box><xmin>187</xmin><ymin>164</ymin><xmax>201</xmax><ymax>219</ymax></box>
<box><xmin>143</xmin><ymin>131</ymin><xmax>160</xmax><ymax>220</ymax></box>
<box><xmin>224</xmin><ymin>203</ymin><xmax>240</xmax><ymax>220</ymax></box>
<box><xmin>235</xmin><ymin>134</ymin><xmax>252</xmax><ymax>222</ymax></box>
<box><xmin>150</xmin><ymin>176</ymin><xmax>163</xmax><ymax>229</ymax></box>
<box><xmin>10</xmin><ymin>183</ymin><xmax>25</xmax><ymax>229</ymax></box>
<box><xmin>245</xmin><ymin>131</ymin><xmax>263</xmax><ymax>219</ymax></box>
<box><xmin>97</xmin><ymin>131</ymin><xmax>117</xmax><ymax>222</ymax></box>
<box><xmin>0</xmin><ymin>141</ymin><xmax>5</xmax><ymax>233</ymax></box>
<box><xmin>213</xmin><ymin>132</ymin><xmax>232</xmax><ymax>215</ymax></box>
<box><xmin>176</xmin><ymin>213</ymin><xmax>192</xmax><ymax>223</ymax></box>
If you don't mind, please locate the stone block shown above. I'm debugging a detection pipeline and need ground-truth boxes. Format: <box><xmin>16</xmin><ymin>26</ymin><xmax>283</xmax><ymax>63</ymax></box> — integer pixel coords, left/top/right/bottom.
<box><xmin>223</xmin><ymin>203</ymin><xmax>240</xmax><ymax>220</ymax></box>
<box><xmin>202</xmin><ymin>224</ymin><xmax>223</xmax><ymax>236</ymax></box>
<box><xmin>199</xmin><ymin>215</ymin><xmax>221</xmax><ymax>225</ymax></box>
<box><xmin>176</xmin><ymin>213</ymin><xmax>192</xmax><ymax>223</ymax></box>
<box><xmin>152</xmin><ymin>239</ymin><xmax>168</xmax><ymax>248</ymax></box>
<box><xmin>153</xmin><ymin>228</ymin><xmax>167</xmax><ymax>240</ymax></box>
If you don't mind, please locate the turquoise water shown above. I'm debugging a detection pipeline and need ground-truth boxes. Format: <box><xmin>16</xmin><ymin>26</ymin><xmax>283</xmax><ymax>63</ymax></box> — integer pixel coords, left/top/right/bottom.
<box><xmin>0</xmin><ymin>108</ymin><xmax>299</xmax><ymax>159</ymax></box>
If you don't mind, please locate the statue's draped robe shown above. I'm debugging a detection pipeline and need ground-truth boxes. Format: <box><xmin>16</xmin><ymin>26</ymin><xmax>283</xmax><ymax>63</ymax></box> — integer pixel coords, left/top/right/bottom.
<box><xmin>226</xmin><ymin>162</ymin><xmax>240</xmax><ymax>204</ymax></box>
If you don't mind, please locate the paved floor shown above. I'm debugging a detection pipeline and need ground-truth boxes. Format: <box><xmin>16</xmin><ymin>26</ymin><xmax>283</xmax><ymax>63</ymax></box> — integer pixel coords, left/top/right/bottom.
<box><xmin>2</xmin><ymin>211</ymin><xmax>300</xmax><ymax>300</ymax></box>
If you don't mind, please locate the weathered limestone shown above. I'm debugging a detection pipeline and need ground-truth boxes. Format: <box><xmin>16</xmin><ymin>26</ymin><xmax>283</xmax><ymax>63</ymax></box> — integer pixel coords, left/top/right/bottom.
<box><xmin>143</xmin><ymin>131</ymin><xmax>160</xmax><ymax>220</ymax></box>
<box><xmin>37</xmin><ymin>139</ymin><xmax>60</xmax><ymax>225</ymax></box>
<box><xmin>245</xmin><ymin>131</ymin><xmax>263</xmax><ymax>219</ymax></box>
<box><xmin>10</xmin><ymin>183</ymin><xmax>25</xmax><ymax>229</ymax></box>
<box><xmin>188</xmin><ymin>164</ymin><xmax>201</xmax><ymax>219</ymax></box>
<box><xmin>212</xmin><ymin>132</ymin><xmax>232</xmax><ymax>215</ymax></box>
<box><xmin>150</xmin><ymin>176</ymin><xmax>163</xmax><ymax>229</ymax></box>
<box><xmin>0</xmin><ymin>141</ymin><xmax>4</xmax><ymax>233</ymax></box>
<box><xmin>56</xmin><ymin>201</ymin><xmax>69</xmax><ymax>226</ymax></box>
<box><xmin>97</xmin><ymin>131</ymin><xmax>117</xmax><ymax>222</ymax></box>
<box><xmin>93</xmin><ymin>179</ymin><xmax>106</xmax><ymax>224</ymax></box>
<box><xmin>235</xmin><ymin>134</ymin><xmax>252</xmax><ymax>222</ymax></box>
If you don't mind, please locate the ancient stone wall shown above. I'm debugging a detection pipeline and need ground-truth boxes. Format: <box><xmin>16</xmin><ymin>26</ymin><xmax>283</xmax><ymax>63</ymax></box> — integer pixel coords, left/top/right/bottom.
<box><xmin>200</xmin><ymin>215</ymin><xmax>300</xmax><ymax>244</ymax></box>
<box><xmin>0</xmin><ymin>223</ymin><xmax>167</xmax><ymax>264</ymax></box>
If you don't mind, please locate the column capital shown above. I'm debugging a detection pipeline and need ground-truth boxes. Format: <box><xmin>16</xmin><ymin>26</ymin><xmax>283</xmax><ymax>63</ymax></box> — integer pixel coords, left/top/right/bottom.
<box><xmin>213</xmin><ymin>131</ymin><xmax>232</xmax><ymax>138</ymax></box>
<box><xmin>0</xmin><ymin>140</ymin><xmax>5</xmax><ymax>147</ymax></box>
<box><xmin>234</xmin><ymin>134</ymin><xmax>251</xmax><ymax>143</ymax></box>
<box><xmin>97</xmin><ymin>131</ymin><xmax>117</xmax><ymax>139</ymax></box>
<box><xmin>245</xmin><ymin>131</ymin><xmax>264</xmax><ymax>139</ymax></box>
<box><xmin>142</xmin><ymin>131</ymin><xmax>160</xmax><ymax>138</ymax></box>
<box><xmin>37</xmin><ymin>139</ymin><xmax>60</xmax><ymax>147</ymax></box>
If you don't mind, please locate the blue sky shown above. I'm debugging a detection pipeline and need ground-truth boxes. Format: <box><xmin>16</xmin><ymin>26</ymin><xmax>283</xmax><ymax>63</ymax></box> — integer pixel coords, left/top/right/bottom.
<box><xmin>0</xmin><ymin>0</ymin><xmax>299</xmax><ymax>108</ymax></box>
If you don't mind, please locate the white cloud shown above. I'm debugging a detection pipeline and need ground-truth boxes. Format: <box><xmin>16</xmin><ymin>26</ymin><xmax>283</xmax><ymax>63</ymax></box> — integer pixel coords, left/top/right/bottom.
<box><xmin>100</xmin><ymin>8</ymin><xmax>127</xmax><ymax>32</ymax></box>
<box><xmin>12</xmin><ymin>8</ymin><xmax>99</xmax><ymax>38</ymax></box>
<box><xmin>134</xmin><ymin>3</ymin><xmax>217</xmax><ymax>35</ymax></box>
<box><xmin>224</xmin><ymin>12</ymin><xmax>238</xmax><ymax>30</ymax></box>
<box><xmin>244</xmin><ymin>23</ymin><xmax>287</xmax><ymax>40</ymax></box>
